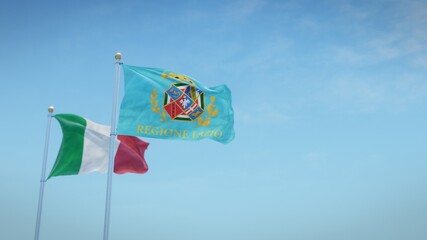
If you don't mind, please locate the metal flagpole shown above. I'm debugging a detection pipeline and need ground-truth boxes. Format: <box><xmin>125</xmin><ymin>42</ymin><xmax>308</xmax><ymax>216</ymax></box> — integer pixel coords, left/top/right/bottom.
<box><xmin>34</xmin><ymin>106</ymin><xmax>55</xmax><ymax>240</ymax></box>
<box><xmin>103</xmin><ymin>53</ymin><xmax>122</xmax><ymax>240</ymax></box>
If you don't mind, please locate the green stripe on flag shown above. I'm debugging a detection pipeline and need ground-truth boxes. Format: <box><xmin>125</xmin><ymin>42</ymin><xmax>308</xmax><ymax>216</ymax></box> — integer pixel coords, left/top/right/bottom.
<box><xmin>48</xmin><ymin>114</ymin><xmax>87</xmax><ymax>179</ymax></box>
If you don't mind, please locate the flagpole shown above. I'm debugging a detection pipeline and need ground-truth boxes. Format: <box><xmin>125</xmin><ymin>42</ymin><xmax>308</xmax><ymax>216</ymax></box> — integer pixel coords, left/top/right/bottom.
<box><xmin>103</xmin><ymin>53</ymin><xmax>122</xmax><ymax>240</ymax></box>
<box><xmin>34</xmin><ymin>106</ymin><xmax>54</xmax><ymax>240</ymax></box>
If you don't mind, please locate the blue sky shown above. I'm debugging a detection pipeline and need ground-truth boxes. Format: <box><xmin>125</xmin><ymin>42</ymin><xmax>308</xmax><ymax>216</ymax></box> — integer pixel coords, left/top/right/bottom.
<box><xmin>1</xmin><ymin>0</ymin><xmax>427</xmax><ymax>239</ymax></box>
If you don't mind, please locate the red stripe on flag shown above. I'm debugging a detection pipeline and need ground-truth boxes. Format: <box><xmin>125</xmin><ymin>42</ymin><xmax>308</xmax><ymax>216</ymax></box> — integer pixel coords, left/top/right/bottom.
<box><xmin>114</xmin><ymin>135</ymin><xmax>149</xmax><ymax>174</ymax></box>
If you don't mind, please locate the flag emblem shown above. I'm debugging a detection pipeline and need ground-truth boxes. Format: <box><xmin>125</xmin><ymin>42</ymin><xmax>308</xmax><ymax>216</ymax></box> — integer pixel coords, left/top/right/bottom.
<box><xmin>118</xmin><ymin>65</ymin><xmax>235</xmax><ymax>143</ymax></box>
<box><xmin>163</xmin><ymin>82</ymin><xmax>205</xmax><ymax>121</ymax></box>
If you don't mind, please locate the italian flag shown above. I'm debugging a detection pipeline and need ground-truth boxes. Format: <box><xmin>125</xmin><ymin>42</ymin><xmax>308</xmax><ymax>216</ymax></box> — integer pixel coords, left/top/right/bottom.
<box><xmin>48</xmin><ymin>114</ymin><xmax>149</xmax><ymax>179</ymax></box>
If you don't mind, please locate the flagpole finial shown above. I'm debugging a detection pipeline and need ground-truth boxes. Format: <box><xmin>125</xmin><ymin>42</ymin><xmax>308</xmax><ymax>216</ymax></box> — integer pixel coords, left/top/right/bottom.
<box><xmin>48</xmin><ymin>106</ymin><xmax>54</xmax><ymax>113</ymax></box>
<box><xmin>115</xmin><ymin>52</ymin><xmax>122</xmax><ymax>61</ymax></box>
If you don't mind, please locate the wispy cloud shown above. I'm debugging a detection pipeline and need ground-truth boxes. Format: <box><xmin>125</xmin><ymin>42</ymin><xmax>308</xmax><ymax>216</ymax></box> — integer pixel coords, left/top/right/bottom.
<box><xmin>319</xmin><ymin>74</ymin><xmax>427</xmax><ymax>113</ymax></box>
<box><xmin>314</xmin><ymin>1</ymin><xmax>427</xmax><ymax>113</ymax></box>
<box><xmin>327</xmin><ymin>1</ymin><xmax>427</xmax><ymax>67</ymax></box>
<box><xmin>326</xmin><ymin>78</ymin><xmax>388</xmax><ymax>112</ymax></box>
<box><xmin>236</xmin><ymin>102</ymin><xmax>289</xmax><ymax>126</ymax></box>
<box><xmin>224</xmin><ymin>0</ymin><xmax>267</xmax><ymax>19</ymax></box>
<box><xmin>337</xmin><ymin>1</ymin><xmax>374</xmax><ymax>21</ymax></box>
<box><xmin>236</xmin><ymin>37</ymin><xmax>292</xmax><ymax>71</ymax></box>
<box><xmin>413</xmin><ymin>56</ymin><xmax>427</xmax><ymax>68</ymax></box>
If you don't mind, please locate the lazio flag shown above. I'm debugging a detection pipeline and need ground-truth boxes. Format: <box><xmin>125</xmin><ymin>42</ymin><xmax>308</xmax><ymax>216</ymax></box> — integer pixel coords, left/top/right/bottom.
<box><xmin>117</xmin><ymin>64</ymin><xmax>235</xmax><ymax>144</ymax></box>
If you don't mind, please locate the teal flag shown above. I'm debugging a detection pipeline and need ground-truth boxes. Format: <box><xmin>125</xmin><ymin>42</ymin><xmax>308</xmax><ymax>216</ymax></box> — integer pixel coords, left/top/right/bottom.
<box><xmin>117</xmin><ymin>64</ymin><xmax>235</xmax><ymax>144</ymax></box>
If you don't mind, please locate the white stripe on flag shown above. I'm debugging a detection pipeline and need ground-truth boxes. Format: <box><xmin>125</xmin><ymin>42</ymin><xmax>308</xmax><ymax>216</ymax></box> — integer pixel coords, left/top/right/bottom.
<box><xmin>80</xmin><ymin>119</ymin><xmax>111</xmax><ymax>174</ymax></box>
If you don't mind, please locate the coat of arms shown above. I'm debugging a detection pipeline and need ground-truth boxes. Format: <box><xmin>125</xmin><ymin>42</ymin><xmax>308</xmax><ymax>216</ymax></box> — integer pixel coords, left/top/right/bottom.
<box><xmin>163</xmin><ymin>82</ymin><xmax>205</xmax><ymax>121</ymax></box>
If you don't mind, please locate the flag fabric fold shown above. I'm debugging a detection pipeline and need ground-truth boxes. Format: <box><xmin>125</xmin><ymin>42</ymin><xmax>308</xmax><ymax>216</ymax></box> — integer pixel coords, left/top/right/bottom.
<box><xmin>117</xmin><ymin>64</ymin><xmax>235</xmax><ymax>144</ymax></box>
<box><xmin>48</xmin><ymin>114</ymin><xmax>149</xmax><ymax>179</ymax></box>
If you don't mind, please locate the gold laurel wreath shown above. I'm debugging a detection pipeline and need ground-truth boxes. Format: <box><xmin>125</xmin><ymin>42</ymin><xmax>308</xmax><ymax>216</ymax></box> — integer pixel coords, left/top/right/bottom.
<box><xmin>150</xmin><ymin>88</ymin><xmax>167</xmax><ymax>122</ymax></box>
<box><xmin>197</xmin><ymin>96</ymin><xmax>219</xmax><ymax>126</ymax></box>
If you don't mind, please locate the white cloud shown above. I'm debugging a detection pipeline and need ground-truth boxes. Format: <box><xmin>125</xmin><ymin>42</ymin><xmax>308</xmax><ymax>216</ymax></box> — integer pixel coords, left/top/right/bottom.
<box><xmin>236</xmin><ymin>37</ymin><xmax>292</xmax><ymax>71</ymax></box>
<box><xmin>413</xmin><ymin>56</ymin><xmax>427</xmax><ymax>68</ymax></box>
<box><xmin>331</xmin><ymin>47</ymin><xmax>368</xmax><ymax>64</ymax></box>
<box><xmin>337</xmin><ymin>2</ymin><xmax>374</xmax><ymax>21</ymax></box>
<box><xmin>319</xmin><ymin>74</ymin><xmax>427</xmax><ymax>113</ymax></box>
<box><xmin>235</xmin><ymin>102</ymin><xmax>289</xmax><ymax>125</ymax></box>
<box><xmin>329</xmin><ymin>1</ymin><xmax>427</xmax><ymax>66</ymax></box>
<box><xmin>327</xmin><ymin>78</ymin><xmax>387</xmax><ymax>112</ymax></box>
<box><xmin>317</xmin><ymin>1</ymin><xmax>427</xmax><ymax>113</ymax></box>
<box><xmin>225</xmin><ymin>0</ymin><xmax>267</xmax><ymax>19</ymax></box>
